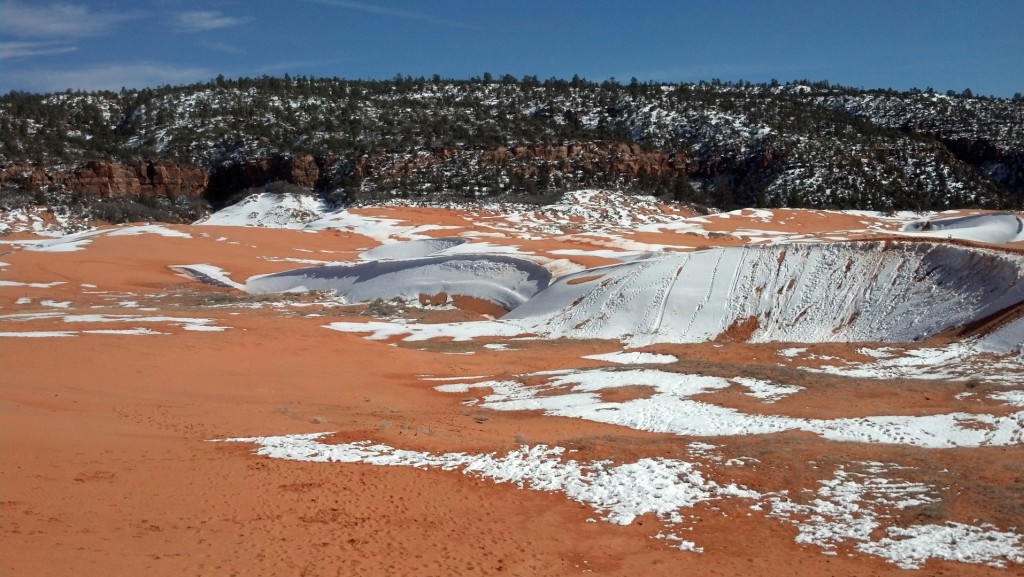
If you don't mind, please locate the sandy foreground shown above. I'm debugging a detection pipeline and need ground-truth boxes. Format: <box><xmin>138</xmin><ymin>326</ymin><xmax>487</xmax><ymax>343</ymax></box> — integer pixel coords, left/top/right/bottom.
<box><xmin>2</xmin><ymin>199</ymin><xmax>1024</xmax><ymax>576</ymax></box>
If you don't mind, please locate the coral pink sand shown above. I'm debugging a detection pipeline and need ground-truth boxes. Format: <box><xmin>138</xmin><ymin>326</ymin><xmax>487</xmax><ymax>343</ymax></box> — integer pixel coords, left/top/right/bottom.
<box><xmin>2</xmin><ymin>206</ymin><xmax>1021</xmax><ymax>576</ymax></box>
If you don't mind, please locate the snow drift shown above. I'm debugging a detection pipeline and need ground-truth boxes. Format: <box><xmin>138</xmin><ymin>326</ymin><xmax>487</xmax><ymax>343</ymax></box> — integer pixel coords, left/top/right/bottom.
<box><xmin>899</xmin><ymin>212</ymin><xmax>1024</xmax><ymax>244</ymax></box>
<box><xmin>505</xmin><ymin>241</ymin><xmax>1024</xmax><ymax>346</ymax></box>
<box><xmin>244</xmin><ymin>255</ymin><xmax>552</xmax><ymax>310</ymax></box>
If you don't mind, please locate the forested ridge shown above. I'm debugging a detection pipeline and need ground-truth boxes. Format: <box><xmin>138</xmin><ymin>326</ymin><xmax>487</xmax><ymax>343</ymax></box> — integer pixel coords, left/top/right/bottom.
<box><xmin>2</xmin><ymin>75</ymin><xmax>1022</xmax><ymax>222</ymax></box>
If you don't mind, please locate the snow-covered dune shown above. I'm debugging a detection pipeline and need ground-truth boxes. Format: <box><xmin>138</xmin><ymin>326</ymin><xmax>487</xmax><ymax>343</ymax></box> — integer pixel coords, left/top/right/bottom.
<box><xmin>244</xmin><ymin>255</ymin><xmax>552</xmax><ymax>310</ymax></box>
<box><xmin>899</xmin><ymin>212</ymin><xmax>1024</xmax><ymax>244</ymax></box>
<box><xmin>977</xmin><ymin>316</ymin><xmax>1024</xmax><ymax>357</ymax></box>
<box><xmin>358</xmin><ymin>237</ymin><xmax>467</xmax><ymax>260</ymax></box>
<box><xmin>505</xmin><ymin>241</ymin><xmax>1024</xmax><ymax>346</ymax></box>
<box><xmin>170</xmin><ymin>264</ymin><xmax>245</xmax><ymax>290</ymax></box>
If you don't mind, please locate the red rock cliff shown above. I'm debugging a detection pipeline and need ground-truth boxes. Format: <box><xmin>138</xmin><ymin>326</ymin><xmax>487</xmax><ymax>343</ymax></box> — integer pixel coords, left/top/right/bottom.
<box><xmin>1</xmin><ymin>161</ymin><xmax>209</xmax><ymax>198</ymax></box>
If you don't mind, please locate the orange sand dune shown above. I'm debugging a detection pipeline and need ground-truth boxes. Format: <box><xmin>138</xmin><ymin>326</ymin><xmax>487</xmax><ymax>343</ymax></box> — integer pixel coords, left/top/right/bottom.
<box><xmin>2</xmin><ymin>206</ymin><xmax>1022</xmax><ymax>576</ymax></box>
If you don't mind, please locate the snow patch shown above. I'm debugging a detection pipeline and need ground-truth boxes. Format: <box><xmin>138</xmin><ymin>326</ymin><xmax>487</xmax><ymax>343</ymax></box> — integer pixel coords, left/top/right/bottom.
<box><xmin>731</xmin><ymin>377</ymin><xmax>803</xmax><ymax>402</ymax></box>
<box><xmin>858</xmin><ymin>522</ymin><xmax>1024</xmax><ymax>569</ymax></box>
<box><xmin>583</xmin><ymin>351</ymin><xmax>679</xmax><ymax>364</ymax></box>
<box><xmin>436</xmin><ymin>368</ymin><xmax>1024</xmax><ymax>448</ymax></box>
<box><xmin>325</xmin><ymin>319</ymin><xmax>526</xmax><ymax>342</ymax></box>
<box><xmin>0</xmin><ymin>280</ymin><xmax>67</xmax><ymax>288</ymax></box>
<box><xmin>0</xmin><ymin>331</ymin><xmax>77</xmax><ymax>338</ymax></box>
<box><xmin>107</xmin><ymin>224</ymin><xmax>192</xmax><ymax>238</ymax></box>
<box><xmin>220</xmin><ymin>433</ymin><xmax>1024</xmax><ymax>569</ymax></box>
<box><xmin>218</xmin><ymin>433</ymin><xmax>755</xmax><ymax>546</ymax></box>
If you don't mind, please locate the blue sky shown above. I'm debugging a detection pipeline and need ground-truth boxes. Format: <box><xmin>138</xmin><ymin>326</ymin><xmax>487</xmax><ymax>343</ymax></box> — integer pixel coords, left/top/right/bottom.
<box><xmin>1</xmin><ymin>0</ymin><xmax>1021</xmax><ymax>96</ymax></box>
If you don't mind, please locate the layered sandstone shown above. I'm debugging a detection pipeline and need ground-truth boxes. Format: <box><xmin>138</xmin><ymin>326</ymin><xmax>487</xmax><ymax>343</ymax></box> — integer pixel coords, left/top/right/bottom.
<box><xmin>0</xmin><ymin>161</ymin><xmax>209</xmax><ymax>198</ymax></box>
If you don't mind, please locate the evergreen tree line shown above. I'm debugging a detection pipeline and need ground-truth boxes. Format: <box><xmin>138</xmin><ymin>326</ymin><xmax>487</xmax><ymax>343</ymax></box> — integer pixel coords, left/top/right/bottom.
<box><xmin>1</xmin><ymin>75</ymin><xmax>1021</xmax><ymax>210</ymax></box>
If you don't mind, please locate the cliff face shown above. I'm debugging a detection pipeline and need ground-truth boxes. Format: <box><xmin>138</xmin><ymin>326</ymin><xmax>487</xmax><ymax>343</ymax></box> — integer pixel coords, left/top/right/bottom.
<box><xmin>2</xmin><ymin>142</ymin><xmax>713</xmax><ymax>204</ymax></box>
<box><xmin>203</xmin><ymin>142</ymin><xmax>710</xmax><ymax>205</ymax></box>
<box><xmin>1</xmin><ymin>161</ymin><xmax>209</xmax><ymax>198</ymax></box>
<box><xmin>206</xmin><ymin>154</ymin><xmax>324</xmax><ymax>197</ymax></box>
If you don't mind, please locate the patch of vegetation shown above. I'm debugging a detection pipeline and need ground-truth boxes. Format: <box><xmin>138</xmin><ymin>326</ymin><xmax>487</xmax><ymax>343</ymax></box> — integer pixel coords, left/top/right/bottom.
<box><xmin>81</xmin><ymin>194</ymin><xmax>209</xmax><ymax>224</ymax></box>
<box><xmin>361</xmin><ymin>298</ymin><xmax>407</xmax><ymax>318</ymax></box>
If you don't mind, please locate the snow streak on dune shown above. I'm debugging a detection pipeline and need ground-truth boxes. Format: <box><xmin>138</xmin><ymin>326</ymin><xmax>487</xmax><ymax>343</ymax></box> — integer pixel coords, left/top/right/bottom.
<box><xmin>244</xmin><ymin>255</ymin><xmax>552</xmax><ymax>310</ymax></box>
<box><xmin>358</xmin><ymin>237</ymin><xmax>467</xmax><ymax>260</ymax></box>
<box><xmin>899</xmin><ymin>212</ymin><xmax>1024</xmax><ymax>244</ymax></box>
<box><xmin>506</xmin><ymin>241</ymin><xmax>1024</xmax><ymax>347</ymax></box>
<box><xmin>170</xmin><ymin>264</ymin><xmax>245</xmax><ymax>290</ymax></box>
<box><xmin>978</xmin><ymin>317</ymin><xmax>1024</xmax><ymax>358</ymax></box>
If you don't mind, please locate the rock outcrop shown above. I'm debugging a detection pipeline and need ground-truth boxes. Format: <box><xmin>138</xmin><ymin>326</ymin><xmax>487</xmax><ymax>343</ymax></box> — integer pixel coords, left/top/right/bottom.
<box><xmin>2</xmin><ymin>141</ymin><xmax>780</xmax><ymax>206</ymax></box>
<box><xmin>1</xmin><ymin>161</ymin><xmax>209</xmax><ymax>199</ymax></box>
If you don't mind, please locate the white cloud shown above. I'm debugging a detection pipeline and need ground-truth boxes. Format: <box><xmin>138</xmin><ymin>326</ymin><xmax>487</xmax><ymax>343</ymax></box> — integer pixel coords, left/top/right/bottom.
<box><xmin>0</xmin><ymin>41</ymin><xmax>77</xmax><ymax>60</ymax></box>
<box><xmin>0</xmin><ymin>1</ymin><xmax>141</xmax><ymax>39</ymax></box>
<box><xmin>2</xmin><ymin>63</ymin><xmax>213</xmax><ymax>93</ymax></box>
<box><xmin>174</xmin><ymin>10</ymin><xmax>253</xmax><ymax>33</ymax></box>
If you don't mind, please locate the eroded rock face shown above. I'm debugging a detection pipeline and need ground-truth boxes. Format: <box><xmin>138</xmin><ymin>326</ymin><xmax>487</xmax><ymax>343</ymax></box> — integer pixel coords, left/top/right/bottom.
<box><xmin>139</xmin><ymin>162</ymin><xmax>209</xmax><ymax>198</ymax></box>
<box><xmin>286</xmin><ymin>154</ymin><xmax>321</xmax><ymax>187</ymax></box>
<box><xmin>1</xmin><ymin>161</ymin><xmax>209</xmax><ymax>198</ymax></box>
<box><xmin>72</xmin><ymin>161</ymin><xmax>141</xmax><ymax>197</ymax></box>
<box><xmin>207</xmin><ymin>155</ymin><xmax>326</xmax><ymax>198</ymax></box>
<box><xmin>2</xmin><ymin>140</ymin><xmax>773</xmax><ymax>203</ymax></box>
<box><xmin>0</xmin><ymin>164</ymin><xmax>57</xmax><ymax>189</ymax></box>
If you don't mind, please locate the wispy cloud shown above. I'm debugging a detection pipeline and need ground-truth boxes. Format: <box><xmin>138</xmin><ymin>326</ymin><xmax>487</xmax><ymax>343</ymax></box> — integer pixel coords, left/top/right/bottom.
<box><xmin>0</xmin><ymin>0</ymin><xmax>141</xmax><ymax>39</ymax></box>
<box><xmin>300</xmin><ymin>0</ymin><xmax>477</xmax><ymax>29</ymax></box>
<box><xmin>175</xmin><ymin>10</ymin><xmax>253</xmax><ymax>33</ymax></box>
<box><xmin>0</xmin><ymin>41</ymin><xmax>78</xmax><ymax>60</ymax></box>
<box><xmin>2</xmin><ymin>63</ymin><xmax>213</xmax><ymax>93</ymax></box>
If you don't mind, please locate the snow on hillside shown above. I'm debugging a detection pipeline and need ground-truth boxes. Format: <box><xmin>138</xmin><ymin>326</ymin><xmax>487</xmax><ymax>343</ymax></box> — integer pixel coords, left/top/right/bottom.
<box><xmin>498</xmin><ymin>189</ymin><xmax>679</xmax><ymax>233</ymax></box>
<box><xmin>197</xmin><ymin>192</ymin><xmax>325</xmax><ymax>228</ymax></box>
<box><xmin>196</xmin><ymin>192</ymin><xmax>457</xmax><ymax>242</ymax></box>
<box><xmin>195</xmin><ymin>189</ymin><xmax>681</xmax><ymax>234</ymax></box>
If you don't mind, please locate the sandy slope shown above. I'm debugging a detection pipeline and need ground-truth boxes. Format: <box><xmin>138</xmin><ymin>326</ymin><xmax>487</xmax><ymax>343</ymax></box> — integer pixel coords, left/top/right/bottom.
<box><xmin>2</xmin><ymin>194</ymin><xmax>1024</xmax><ymax>576</ymax></box>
